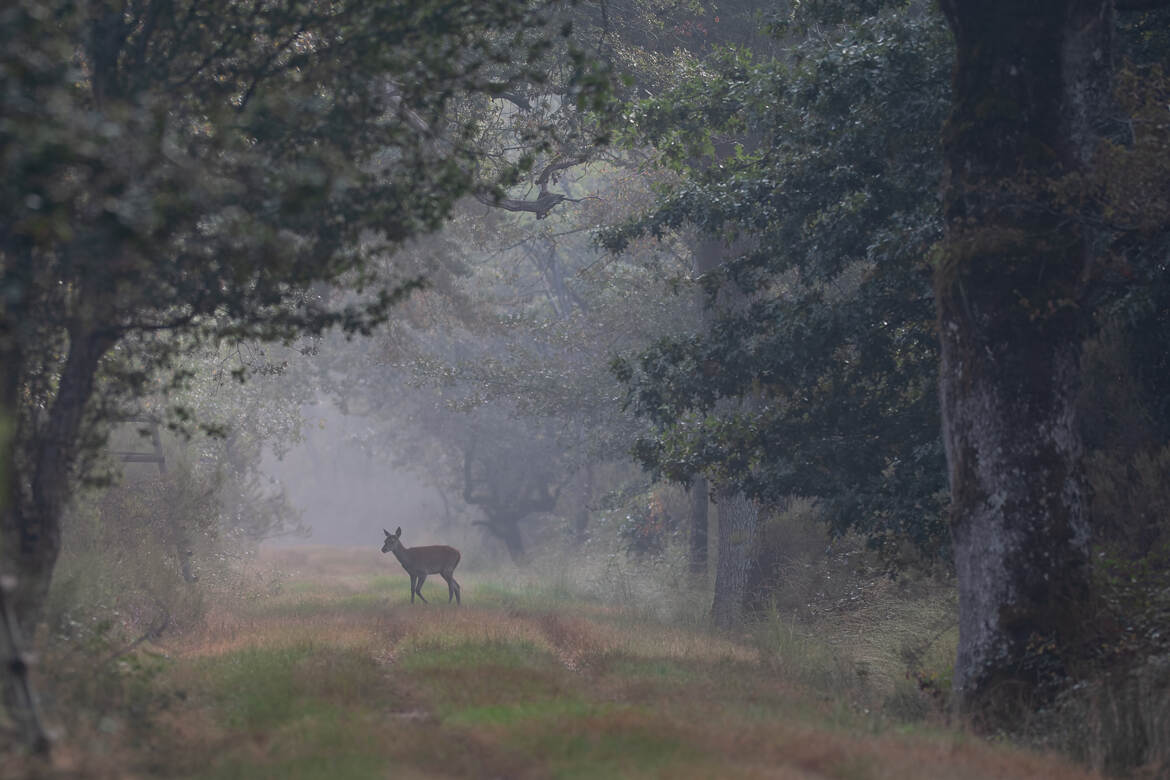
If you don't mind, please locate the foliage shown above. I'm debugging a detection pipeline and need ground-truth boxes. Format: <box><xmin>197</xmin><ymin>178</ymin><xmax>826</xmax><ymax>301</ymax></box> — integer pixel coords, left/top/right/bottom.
<box><xmin>0</xmin><ymin>0</ymin><xmax>586</xmax><ymax>639</ymax></box>
<box><xmin>608</xmin><ymin>3</ymin><xmax>953</xmax><ymax>560</ymax></box>
<box><xmin>162</xmin><ymin>339</ymin><xmax>317</xmax><ymax>542</ymax></box>
<box><xmin>618</xmin><ymin>488</ymin><xmax>682</xmax><ymax>559</ymax></box>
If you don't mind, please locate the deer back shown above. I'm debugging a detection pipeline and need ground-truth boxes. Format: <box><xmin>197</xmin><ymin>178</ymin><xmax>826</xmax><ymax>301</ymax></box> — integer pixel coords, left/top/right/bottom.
<box><xmin>393</xmin><ymin>544</ymin><xmax>460</xmax><ymax>575</ymax></box>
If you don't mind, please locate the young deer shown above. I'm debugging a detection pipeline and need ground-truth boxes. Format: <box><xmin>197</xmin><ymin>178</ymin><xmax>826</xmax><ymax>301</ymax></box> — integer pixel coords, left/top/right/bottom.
<box><xmin>381</xmin><ymin>527</ymin><xmax>462</xmax><ymax>605</ymax></box>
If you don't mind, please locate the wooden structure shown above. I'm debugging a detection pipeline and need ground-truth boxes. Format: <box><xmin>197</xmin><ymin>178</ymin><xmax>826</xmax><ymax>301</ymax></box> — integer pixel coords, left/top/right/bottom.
<box><xmin>111</xmin><ymin>416</ymin><xmax>197</xmax><ymax>583</ymax></box>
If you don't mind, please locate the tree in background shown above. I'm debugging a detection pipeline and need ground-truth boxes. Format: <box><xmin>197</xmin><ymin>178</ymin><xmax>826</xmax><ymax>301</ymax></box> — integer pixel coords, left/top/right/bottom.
<box><xmin>608</xmin><ymin>1</ymin><xmax>952</xmax><ymax>626</ymax></box>
<box><xmin>297</xmin><ymin>160</ymin><xmax>696</xmax><ymax>564</ymax></box>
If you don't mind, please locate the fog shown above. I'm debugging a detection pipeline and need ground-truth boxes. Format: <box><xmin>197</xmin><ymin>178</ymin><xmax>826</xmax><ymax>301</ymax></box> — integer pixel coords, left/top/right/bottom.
<box><xmin>261</xmin><ymin>401</ymin><xmax>448</xmax><ymax>548</ymax></box>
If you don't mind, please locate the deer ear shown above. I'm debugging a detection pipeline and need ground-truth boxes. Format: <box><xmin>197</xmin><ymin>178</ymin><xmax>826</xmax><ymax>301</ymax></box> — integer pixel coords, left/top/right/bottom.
<box><xmin>384</xmin><ymin>529</ymin><xmax>391</xmax><ymax>537</ymax></box>
<box><xmin>395</xmin><ymin>527</ymin><xmax>402</xmax><ymax>537</ymax></box>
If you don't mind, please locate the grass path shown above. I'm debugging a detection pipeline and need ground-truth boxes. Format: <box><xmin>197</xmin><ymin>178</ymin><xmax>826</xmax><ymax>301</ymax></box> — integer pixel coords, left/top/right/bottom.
<box><xmin>18</xmin><ymin>546</ymin><xmax>1097</xmax><ymax>779</ymax></box>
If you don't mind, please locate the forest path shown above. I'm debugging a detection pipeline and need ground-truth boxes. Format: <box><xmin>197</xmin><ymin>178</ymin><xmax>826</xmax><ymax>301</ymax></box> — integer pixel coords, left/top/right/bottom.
<box><xmin>29</xmin><ymin>546</ymin><xmax>1097</xmax><ymax>779</ymax></box>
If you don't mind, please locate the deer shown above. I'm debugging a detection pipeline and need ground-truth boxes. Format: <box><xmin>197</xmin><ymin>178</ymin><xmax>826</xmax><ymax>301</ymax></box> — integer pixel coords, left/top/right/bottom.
<box><xmin>381</xmin><ymin>527</ymin><xmax>462</xmax><ymax>605</ymax></box>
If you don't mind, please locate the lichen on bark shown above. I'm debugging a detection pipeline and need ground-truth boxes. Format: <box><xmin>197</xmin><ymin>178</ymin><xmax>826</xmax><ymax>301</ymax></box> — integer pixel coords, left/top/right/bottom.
<box><xmin>936</xmin><ymin>0</ymin><xmax>1110</xmax><ymax>727</ymax></box>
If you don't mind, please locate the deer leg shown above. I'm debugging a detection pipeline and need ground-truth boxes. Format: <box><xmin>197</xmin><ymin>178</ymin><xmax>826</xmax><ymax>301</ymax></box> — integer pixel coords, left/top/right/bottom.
<box><xmin>415</xmin><ymin>573</ymin><xmax>429</xmax><ymax>604</ymax></box>
<box><xmin>409</xmin><ymin>575</ymin><xmax>416</xmax><ymax>603</ymax></box>
<box><xmin>448</xmin><ymin>574</ymin><xmax>461</xmax><ymax>605</ymax></box>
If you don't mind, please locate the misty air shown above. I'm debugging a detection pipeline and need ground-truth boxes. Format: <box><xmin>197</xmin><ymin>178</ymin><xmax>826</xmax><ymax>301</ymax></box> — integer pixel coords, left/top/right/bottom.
<box><xmin>2</xmin><ymin>1</ymin><xmax>1169</xmax><ymax>777</ymax></box>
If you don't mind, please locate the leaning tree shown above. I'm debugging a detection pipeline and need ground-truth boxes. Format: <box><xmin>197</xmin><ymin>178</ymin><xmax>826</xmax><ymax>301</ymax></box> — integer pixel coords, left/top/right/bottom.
<box><xmin>0</xmin><ymin>0</ymin><xmax>569</xmax><ymax>645</ymax></box>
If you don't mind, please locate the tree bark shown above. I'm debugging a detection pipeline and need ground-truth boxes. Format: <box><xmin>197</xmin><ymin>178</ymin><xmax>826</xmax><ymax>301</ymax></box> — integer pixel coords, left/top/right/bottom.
<box><xmin>1</xmin><ymin>326</ymin><xmax>113</xmax><ymax>636</ymax></box>
<box><xmin>688</xmin><ymin>237</ymin><xmax>722</xmax><ymax>578</ymax></box>
<box><xmin>688</xmin><ymin>475</ymin><xmax>709</xmax><ymax>576</ymax></box>
<box><xmin>695</xmin><ymin>233</ymin><xmax>763</xmax><ymax>626</ymax></box>
<box><xmin>935</xmin><ymin>0</ymin><xmax>1111</xmax><ymax>725</ymax></box>
<box><xmin>476</xmin><ymin>514</ymin><xmax>528</xmax><ymax>566</ymax></box>
<box><xmin>495</xmin><ymin>519</ymin><xmax>527</xmax><ymax>567</ymax></box>
<box><xmin>710</xmin><ymin>489</ymin><xmax>759</xmax><ymax>630</ymax></box>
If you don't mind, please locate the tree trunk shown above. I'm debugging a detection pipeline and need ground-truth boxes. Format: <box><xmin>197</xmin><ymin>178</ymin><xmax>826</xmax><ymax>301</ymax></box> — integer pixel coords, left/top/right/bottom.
<box><xmin>935</xmin><ymin>0</ymin><xmax>1111</xmax><ymax>725</ymax></box>
<box><xmin>695</xmin><ymin>232</ymin><xmax>764</xmax><ymax>627</ymax></box>
<box><xmin>688</xmin><ymin>475</ymin><xmax>709</xmax><ymax>576</ymax></box>
<box><xmin>479</xmin><ymin>514</ymin><xmax>528</xmax><ymax>567</ymax></box>
<box><xmin>498</xmin><ymin>521</ymin><xmax>527</xmax><ymax>567</ymax></box>
<box><xmin>2</xmin><ymin>328</ymin><xmax>112</xmax><ymax>636</ymax></box>
<box><xmin>688</xmin><ymin>236</ymin><xmax>722</xmax><ymax>577</ymax></box>
<box><xmin>710</xmin><ymin>489</ymin><xmax>759</xmax><ymax>630</ymax></box>
<box><xmin>573</xmin><ymin>464</ymin><xmax>593</xmax><ymax>546</ymax></box>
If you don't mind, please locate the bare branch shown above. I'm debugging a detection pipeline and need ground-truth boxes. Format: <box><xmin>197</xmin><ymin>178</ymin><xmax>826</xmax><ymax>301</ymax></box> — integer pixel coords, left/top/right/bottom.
<box><xmin>535</xmin><ymin>154</ymin><xmax>591</xmax><ymax>191</ymax></box>
<box><xmin>498</xmin><ymin>91</ymin><xmax>532</xmax><ymax>110</ymax></box>
<box><xmin>474</xmin><ymin>189</ymin><xmax>568</xmax><ymax>219</ymax></box>
<box><xmin>474</xmin><ymin>152</ymin><xmax>594</xmax><ymax>219</ymax></box>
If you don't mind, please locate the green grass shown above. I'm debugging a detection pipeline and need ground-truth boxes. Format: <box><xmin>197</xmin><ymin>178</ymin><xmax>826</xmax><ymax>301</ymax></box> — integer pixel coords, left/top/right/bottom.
<box><xmin>505</xmin><ymin>717</ymin><xmax>700</xmax><ymax>780</ymax></box>
<box><xmin>445</xmin><ymin>696</ymin><xmax>600</xmax><ymax>727</ymax></box>
<box><xmin>33</xmin><ymin>547</ymin><xmax>1090</xmax><ymax>780</ymax></box>
<box><xmin>398</xmin><ymin>639</ymin><xmax>549</xmax><ymax>670</ymax></box>
<box><xmin>245</xmin><ymin>591</ymin><xmax>394</xmax><ymax>618</ymax></box>
<box><xmin>196</xmin><ymin>718</ymin><xmax>388</xmax><ymax>780</ymax></box>
<box><xmin>194</xmin><ymin>643</ymin><xmax>395</xmax><ymax>730</ymax></box>
<box><xmin>284</xmin><ymin>580</ymin><xmax>328</xmax><ymax>594</ymax></box>
<box><xmin>367</xmin><ymin>574</ymin><xmax>401</xmax><ymax>592</ymax></box>
<box><xmin>602</xmin><ymin>656</ymin><xmax>696</xmax><ymax>682</ymax></box>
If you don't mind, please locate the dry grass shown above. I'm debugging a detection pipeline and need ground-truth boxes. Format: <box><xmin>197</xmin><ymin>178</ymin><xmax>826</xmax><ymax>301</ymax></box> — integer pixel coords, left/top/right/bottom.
<box><xmin>4</xmin><ymin>545</ymin><xmax>1100</xmax><ymax>780</ymax></box>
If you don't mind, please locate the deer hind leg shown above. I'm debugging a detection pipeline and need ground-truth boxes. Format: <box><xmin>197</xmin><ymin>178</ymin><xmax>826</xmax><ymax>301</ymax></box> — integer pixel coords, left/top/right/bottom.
<box><xmin>443</xmin><ymin>570</ymin><xmax>461</xmax><ymax>605</ymax></box>
<box><xmin>441</xmin><ymin>572</ymin><xmax>457</xmax><ymax>603</ymax></box>
<box><xmin>414</xmin><ymin>573</ymin><xmax>429</xmax><ymax>604</ymax></box>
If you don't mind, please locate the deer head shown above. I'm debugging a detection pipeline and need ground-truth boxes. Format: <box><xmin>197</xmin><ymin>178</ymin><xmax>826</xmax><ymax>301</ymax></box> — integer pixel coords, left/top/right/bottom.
<box><xmin>382</xmin><ymin>527</ymin><xmax>403</xmax><ymax>554</ymax></box>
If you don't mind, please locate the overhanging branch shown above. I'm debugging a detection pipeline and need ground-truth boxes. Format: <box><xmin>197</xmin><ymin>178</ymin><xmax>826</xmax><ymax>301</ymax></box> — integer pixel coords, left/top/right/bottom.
<box><xmin>1117</xmin><ymin>0</ymin><xmax>1170</xmax><ymax>9</ymax></box>
<box><xmin>474</xmin><ymin>190</ymin><xmax>568</xmax><ymax>219</ymax></box>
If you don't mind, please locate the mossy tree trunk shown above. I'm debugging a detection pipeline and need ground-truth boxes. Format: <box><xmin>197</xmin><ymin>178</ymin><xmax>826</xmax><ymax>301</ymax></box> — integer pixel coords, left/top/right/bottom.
<box><xmin>935</xmin><ymin>0</ymin><xmax>1116</xmax><ymax>725</ymax></box>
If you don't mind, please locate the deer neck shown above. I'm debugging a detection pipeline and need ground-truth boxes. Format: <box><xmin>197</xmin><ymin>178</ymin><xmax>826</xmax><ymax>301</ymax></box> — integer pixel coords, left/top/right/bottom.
<box><xmin>391</xmin><ymin>545</ymin><xmax>415</xmax><ymax>570</ymax></box>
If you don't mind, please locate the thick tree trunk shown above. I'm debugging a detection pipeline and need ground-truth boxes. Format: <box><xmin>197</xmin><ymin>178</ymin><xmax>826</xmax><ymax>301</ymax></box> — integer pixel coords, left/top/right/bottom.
<box><xmin>498</xmin><ymin>522</ymin><xmax>527</xmax><ymax>567</ymax></box>
<box><xmin>710</xmin><ymin>489</ymin><xmax>759</xmax><ymax>630</ymax></box>
<box><xmin>478</xmin><ymin>514</ymin><xmax>528</xmax><ymax>567</ymax></box>
<box><xmin>688</xmin><ymin>475</ymin><xmax>709</xmax><ymax>576</ymax></box>
<box><xmin>936</xmin><ymin>0</ymin><xmax>1111</xmax><ymax>725</ymax></box>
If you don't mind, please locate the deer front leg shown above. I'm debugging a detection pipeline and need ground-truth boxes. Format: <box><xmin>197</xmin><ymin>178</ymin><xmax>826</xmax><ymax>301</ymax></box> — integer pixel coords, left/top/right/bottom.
<box><xmin>414</xmin><ymin>573</ymin><xmax>429</xmax><ymax>604</ymax></box>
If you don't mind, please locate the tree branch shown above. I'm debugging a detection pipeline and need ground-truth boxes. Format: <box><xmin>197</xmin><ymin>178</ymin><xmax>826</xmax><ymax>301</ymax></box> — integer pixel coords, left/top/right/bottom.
<box><xmin>474</xmin><ymin>190</ymin><xmax>567</xmax><ymax>219</ymax></box>
<box><xmin>474</xmin><ymin>153</ymin><xmax>594</xmax><ymax>220</ymax></box>
<box><xmin>1117</xmin><ymin>0</ymin><xmax>1170</xmax><ymax>9</ymax></box>
<box><xmin>535</xmin><ymin>154</ymin><xmax>591</xmax><ymax>191</ymax></box>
